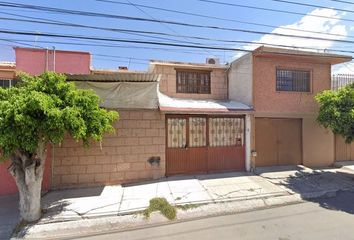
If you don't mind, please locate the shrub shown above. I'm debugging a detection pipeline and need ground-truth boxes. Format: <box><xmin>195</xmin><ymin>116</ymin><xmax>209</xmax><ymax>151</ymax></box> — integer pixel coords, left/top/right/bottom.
<box><xmin>143</xmin><ymin>197</ymin><xmax>176</xmax><ymax>220</ymax></box>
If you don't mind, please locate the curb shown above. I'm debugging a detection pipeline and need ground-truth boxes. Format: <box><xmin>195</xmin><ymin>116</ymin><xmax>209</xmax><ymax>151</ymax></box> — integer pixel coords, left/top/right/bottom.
<box><xmin>15</xmin><ymin>193</ymin><xmax>304</xmax><ymax>239</ymax></box>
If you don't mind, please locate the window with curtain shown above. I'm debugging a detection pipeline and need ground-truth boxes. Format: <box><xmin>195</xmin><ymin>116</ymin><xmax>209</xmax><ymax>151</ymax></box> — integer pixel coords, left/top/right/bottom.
<box><xmin>176</xmin><ymin>70</ymin><xmax>211</xmax><ymax>94</ymax></box>
<box><xmin>209</xmin><ymin>118</ymin><xmax>244</xmax><ymax>147</ymax></box>
<box><xmin>167</xmin><ymin>118</ymin><xmax>186</xmax><ymax>148</ymax></box>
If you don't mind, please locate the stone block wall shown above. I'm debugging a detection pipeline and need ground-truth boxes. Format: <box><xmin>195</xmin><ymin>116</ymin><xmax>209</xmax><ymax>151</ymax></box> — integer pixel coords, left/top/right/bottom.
<box><xmin>52</xmin><ymin>109</ymin><xmax>165</xmax><ymax>189</ymax></box>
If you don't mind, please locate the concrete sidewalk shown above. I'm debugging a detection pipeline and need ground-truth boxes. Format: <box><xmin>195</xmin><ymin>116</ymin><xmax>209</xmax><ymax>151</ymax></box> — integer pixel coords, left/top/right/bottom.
<box><xmin>256</xmin><ymin>165</ymin><xmax>354</xmax><ymax>199</ymax></box>
<box><xmin>40</xmin><ymin>172</ymin><xmax>288</xmax><ymax>223</ymax></box>
<box><xmin>10</xmin><ymin>165</ymin><xmax>354</xmax><ymax>239</ymax></box>
<box><xmin>39</xmin><ymin>166</ymin><xmax>354</xmax><ymax>224</ymax></box>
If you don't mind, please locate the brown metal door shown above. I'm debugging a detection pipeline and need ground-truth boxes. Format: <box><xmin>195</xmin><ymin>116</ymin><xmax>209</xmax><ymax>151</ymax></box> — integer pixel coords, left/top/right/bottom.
<box><xmin>166</xmin><ymin>115</ymin><xmax>245</xmax><ymax>176</ymax></box>
<box><xmin>166</xmin><ymin>116</ymin><xmax>207</xmax><ymax>175</ymax></box>
<box><xmin>255</xmin><ymin>118</ymin><xmax>278</xmax><ymax>166</ymax></box>
<box><xmin>255</xmin><ymin>118</ymin><xmax>302</xmax><ymax>167</ymax></box>
<box><xmin>276</xmin><ymin>119</ymin><xmax>302</xmax><ymax>165</ymax></box>
<box><xmin>208</xmin><ymin>117</ymin><xmax>245</xmax><ymax>172</ymax></box>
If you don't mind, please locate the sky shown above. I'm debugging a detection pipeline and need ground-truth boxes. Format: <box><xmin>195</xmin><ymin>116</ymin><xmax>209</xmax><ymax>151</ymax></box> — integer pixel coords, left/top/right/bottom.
<box><xmin>0</xmin><ymin>0</ymin><xmax>354</xmax><ymax>73</ymax></box>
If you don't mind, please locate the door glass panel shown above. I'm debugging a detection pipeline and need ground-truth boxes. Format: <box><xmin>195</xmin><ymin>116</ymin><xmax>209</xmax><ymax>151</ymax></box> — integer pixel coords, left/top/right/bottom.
<box><xmin>167</xmin><ymin>118</ymin><xmax>186</xmax><ymax>148</ymax></box>
<box><xmin>189</xmin><ymin>117</ymin><xmax>206</xmax><ymax>147</ymax></box>
<box><xmin>209</xmin><ymin>118</ymin><xmax>244</xmax><ymax>147</ymax></box>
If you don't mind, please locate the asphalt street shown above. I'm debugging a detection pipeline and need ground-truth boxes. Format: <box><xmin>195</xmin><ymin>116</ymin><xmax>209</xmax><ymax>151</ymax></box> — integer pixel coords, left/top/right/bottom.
<box><xmin>77</xmin><ymin>191</ymin><xmax>354</xmax><ymax>240</ymax></box>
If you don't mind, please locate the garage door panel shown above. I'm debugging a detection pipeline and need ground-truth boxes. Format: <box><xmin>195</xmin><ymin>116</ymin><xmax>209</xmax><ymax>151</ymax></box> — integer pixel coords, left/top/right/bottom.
<box><xmin>276</xmin><ymin>119</ymin><xmax>302</xmax><ymax>165</ymax></box>
<box><xmin>255</xmin><ymin>118</ymin><xmax>302</xmax><ymax>167</ymax></box>
<box><xmin>255</xmin><ymin>118</ymin><xmax>277</xmax><ymax>166</ymax></box>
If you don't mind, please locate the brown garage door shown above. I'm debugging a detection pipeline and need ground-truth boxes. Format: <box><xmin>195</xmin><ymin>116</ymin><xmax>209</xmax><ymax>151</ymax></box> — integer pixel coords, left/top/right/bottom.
<box><xmin>166</xmin><ymin>115</ymin><xmax>245</xmax><ymax>176</ymax></box>
<box><xmin>255</xmin><ymin>118</ymin><xmax>302</xmax><ymax>167</ymax></box>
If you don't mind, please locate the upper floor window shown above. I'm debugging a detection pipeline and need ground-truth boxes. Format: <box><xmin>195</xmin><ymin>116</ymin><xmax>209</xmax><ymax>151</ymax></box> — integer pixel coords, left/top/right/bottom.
<box><xmin>176</xmin><ymin>70</ymin><xmax>211</xmax><ymax>94</ymax></box>
<box><xmin>276</xmin><ymin>69</ymin><xmax>311</xmax><ymax>92</ymax></box>
<box><xmin>0</xmin><ymin>79</ymin><xmax>18</xmax><ymax>88</ymax></box>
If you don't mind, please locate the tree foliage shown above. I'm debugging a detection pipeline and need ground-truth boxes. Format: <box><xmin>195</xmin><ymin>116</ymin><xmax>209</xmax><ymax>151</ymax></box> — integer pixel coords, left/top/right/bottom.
<box><xmin>0</xmin><ymin>72</ymin><xmax>119</xmax><ymax>159</ymax></box>
<box><xmin>315</xmin><ymin>83</ymin><xmax>354</xmax><ymax>144</ymax></box>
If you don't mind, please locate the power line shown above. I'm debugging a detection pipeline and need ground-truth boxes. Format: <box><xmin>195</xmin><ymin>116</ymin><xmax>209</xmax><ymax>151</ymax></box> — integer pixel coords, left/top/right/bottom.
<box><xmin>197</xmin><ymin>0</ymin><xmax>354</xmax><ymax>23</ymax></box>
<box><xmin>4</xmin><ymin>13</ymin><xmax>354</xmax><ymax>54</ymax></box>
<box><xmin>1</xmin><ymin>39</ymin><xmax>149</xmax><ymax>66</ymax></box>
<box><xmin>0</xmin><ymin>29</ymin><xmax>352</xmax><ymax>60</ymax></box>
<box><xmin>123</xmin><ymin>0</ymin><xmax>216</xmax><ymax>57</ymax></box>
<box><xmin>0</xmin><ymin>2</ymin><xmax>352</xmax><ymax>46</ymax></box>
<box><xmin>0</xmin><ymin>38</ymin><xmax>229</xmax><ymax>57</ymax></box>
<box><xmin>96</xmin><ymin>0</ymin><xmax>352</xmax><ymax>40</ymax></box>
<box><xmin>329</xmin><ymin>0</ymin><xmax>354</xmax><ymax>5</ymax></box>
<box><xmin>0</xmin><ymin>12</ymin><xmax>203</xmax><ymax>46</ymax></box>
<box><xmin>271</xmin><ymin>0</ymin><xmax>354</xmax><ymax>14</ymax></box>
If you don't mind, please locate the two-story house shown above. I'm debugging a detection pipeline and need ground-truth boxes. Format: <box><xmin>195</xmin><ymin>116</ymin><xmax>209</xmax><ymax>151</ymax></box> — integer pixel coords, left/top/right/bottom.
<box><xmin>229</xmin><ymin>46</ymin><xmax>352</xmax><ymax>170</ymax></box>
<box><xmin>150</xmin><ymin>60</ymin><xmax>252</xmax><ymax>176</ymax></box>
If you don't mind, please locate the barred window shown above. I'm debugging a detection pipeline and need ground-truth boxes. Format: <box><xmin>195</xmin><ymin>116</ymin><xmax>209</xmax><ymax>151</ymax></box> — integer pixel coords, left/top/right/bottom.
<box><xmin>276</xmin><ymin>69</ymin><xmax>311</xmax><ymax>92</ymax></box>
<box><xmin>0</xmin><ymin>79</ymin><xmax>18</xmax><ymax>88</ymax></box>
<box><xmin>176</xmin><ymin>70</ymin><xmax>211</xmax><ymax>94</ymax></box>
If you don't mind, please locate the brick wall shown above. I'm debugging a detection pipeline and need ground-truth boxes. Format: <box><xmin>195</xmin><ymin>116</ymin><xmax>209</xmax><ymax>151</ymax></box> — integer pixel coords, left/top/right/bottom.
<box><xmin>52</xmin><ymin>109</ymin><xmax>166</xmax><ymax>189</ymax></box>
<box><xmin>253</xmin><ymin>56</ymin><xmax>331</xmax><ymax>114</ymax></box>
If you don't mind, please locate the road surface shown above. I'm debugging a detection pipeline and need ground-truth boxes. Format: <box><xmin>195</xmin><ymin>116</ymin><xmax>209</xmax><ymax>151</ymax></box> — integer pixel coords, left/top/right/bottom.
<box><xmin>77</xmin><ymin>191</ymin><xmax>354</xmax><ymax>240</ymax></box>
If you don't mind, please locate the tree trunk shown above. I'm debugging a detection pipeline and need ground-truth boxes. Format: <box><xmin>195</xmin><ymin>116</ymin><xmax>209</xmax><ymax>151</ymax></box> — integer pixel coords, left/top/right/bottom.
<box><xmin>8</xmin><ymin>141</ymin><xmax>47</xmax><ymax>222</ymax></box>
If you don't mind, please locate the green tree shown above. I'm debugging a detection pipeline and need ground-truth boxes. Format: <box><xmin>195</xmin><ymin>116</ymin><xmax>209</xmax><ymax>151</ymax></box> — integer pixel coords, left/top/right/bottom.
<box><xmin>315</xmin><ymin>83</ymin><xmax>354</xmax><ymax>143</ymax></box>
<box><xmin>0</xmin><ymin>72</ymin><xmax>118</xmax><ymax>222</ymax></box>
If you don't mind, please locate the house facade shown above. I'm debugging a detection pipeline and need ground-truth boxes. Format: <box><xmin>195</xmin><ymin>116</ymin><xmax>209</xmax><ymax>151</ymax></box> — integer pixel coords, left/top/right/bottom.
<box><xmin>0</xmin><ymin>46</ymin><xmax>352</xmax><ymax>194</ymax></box>
<box><xmin>229</xmin><ymin>46</ymin><xmax>352</xmax><ymax>169</ymax></box>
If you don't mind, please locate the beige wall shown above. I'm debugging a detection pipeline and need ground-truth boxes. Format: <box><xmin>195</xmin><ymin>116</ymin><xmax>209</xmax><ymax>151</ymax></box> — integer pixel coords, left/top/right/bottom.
<box><xmin>253</xmin><ymin>56</ymin><xmax>331</xmax><ymax>114</ymax></box>
<box><xmin>302</xmin><ymin>117</ymin><xmax>334</xmax><ymax>167</ymax></box>
<box><xmin>228</xmin><ymin>53</ymin><xmax>253</xmax><ymax>106</ymax></box>
<box><xmin>152</xmin><ymin>64</ymin><xmax>228</xmax><ymax>100</ymax></box>
<box><xmin>52</xmin><ymin>109</ymin><xmax>166</xmax><ymax>189</ymax></box>
<box><xmin>0</xmin><ymin>65</ymin><xmax>15</xmax><ymax>79</ymax></box>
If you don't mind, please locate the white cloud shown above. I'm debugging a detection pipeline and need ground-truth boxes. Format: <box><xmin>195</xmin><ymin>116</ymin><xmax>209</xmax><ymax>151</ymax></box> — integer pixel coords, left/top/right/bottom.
<box><xmin>233</xmin><ymin>8</ymin><xmax>348</xmax><ymax>59</ymax></box>
<box><xmin>333</xmin><ymin>61</ymin><xmax>354</xmax><ymax>74</ymax></box>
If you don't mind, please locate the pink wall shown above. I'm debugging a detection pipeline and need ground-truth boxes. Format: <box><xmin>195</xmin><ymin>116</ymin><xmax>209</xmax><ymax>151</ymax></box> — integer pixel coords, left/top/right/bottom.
<box><xmin>0</xmin><ymin>145</ymin><xmax>52</xmax><ymax>196</ymax></box>
<box><xmin>15</xmin><ymin>47</ymin><xmax>91</xmax><ymax>75</ymax></box>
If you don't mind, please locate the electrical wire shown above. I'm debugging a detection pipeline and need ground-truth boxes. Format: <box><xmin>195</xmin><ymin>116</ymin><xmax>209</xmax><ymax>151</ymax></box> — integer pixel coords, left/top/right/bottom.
<box><xmin>96</xmin><ymin>0</ymin><xmax>352</xmax><ymax>40</ymax></box>
<box><xmin>0</xmin><ymin>1</ymin><xmax>352</xmax><ymax>45</ymax></box>
<box><xmin>0</xmin><ymin>29</ymin><xmax>352</xmax><ymax>60</ymax></box>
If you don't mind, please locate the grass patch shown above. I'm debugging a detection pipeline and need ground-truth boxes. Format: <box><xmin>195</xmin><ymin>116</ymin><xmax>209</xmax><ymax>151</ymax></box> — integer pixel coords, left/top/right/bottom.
<box><xmin>143</xmin><ymin>198</ymin><xmax>177</xmax><ymax>220</ymax></box>
<box><xmin>177</xmin><ymin>203</ymin><xmax>202</xmax><ymax>211</ymax></box>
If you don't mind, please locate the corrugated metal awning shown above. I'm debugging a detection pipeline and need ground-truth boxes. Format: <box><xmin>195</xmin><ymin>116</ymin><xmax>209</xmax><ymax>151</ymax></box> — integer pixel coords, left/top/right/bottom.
<box><xmin>158</xmin><ymin>92</ymin><xmax>253</xmax><ymax>113</ymax></box>
<box><xmin>66</xmin><ymin>72</ymin><xmax>161</xmax><ymax>82</ymax></box>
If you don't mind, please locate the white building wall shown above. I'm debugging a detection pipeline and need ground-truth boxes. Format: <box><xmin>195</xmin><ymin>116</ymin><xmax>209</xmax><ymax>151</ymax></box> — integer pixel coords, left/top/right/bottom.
<box><xmin>228</xmin><ymin>53</ymin><xmax>253</xmax><ymax>106</ymax></box>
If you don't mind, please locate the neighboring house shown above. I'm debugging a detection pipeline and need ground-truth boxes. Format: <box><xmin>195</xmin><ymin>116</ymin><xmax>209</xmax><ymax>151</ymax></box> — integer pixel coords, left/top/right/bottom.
<box><xmin>0</xmin><ymin>46</ymin><xmax>353</xmax><ymax>194</ymax></box>
<box><xmin>0</xmin><ymin>47</ymin><xmax>91</xmax><ymax>196</ymax></box>
<box><xmin>0</xmin><ymin>62</ymin><xmax>16</xmax><ymax>87</ymax></box>
<box><xmin>228</xmin><ymin>46</ymin><xmax>352</xmax><ymax>169</ymax></box>
<box><xmin>15</xmin><ymin>47</ymin><xmax>91</xmax><ymax>75</ymax></box>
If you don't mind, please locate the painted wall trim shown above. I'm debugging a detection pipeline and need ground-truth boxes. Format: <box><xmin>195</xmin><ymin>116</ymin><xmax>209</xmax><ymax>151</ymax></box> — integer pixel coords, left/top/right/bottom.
<box><xmin>245</xmin><ymin>114</ymin><xmax>251</xmax><ymax>171</ymax></box>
